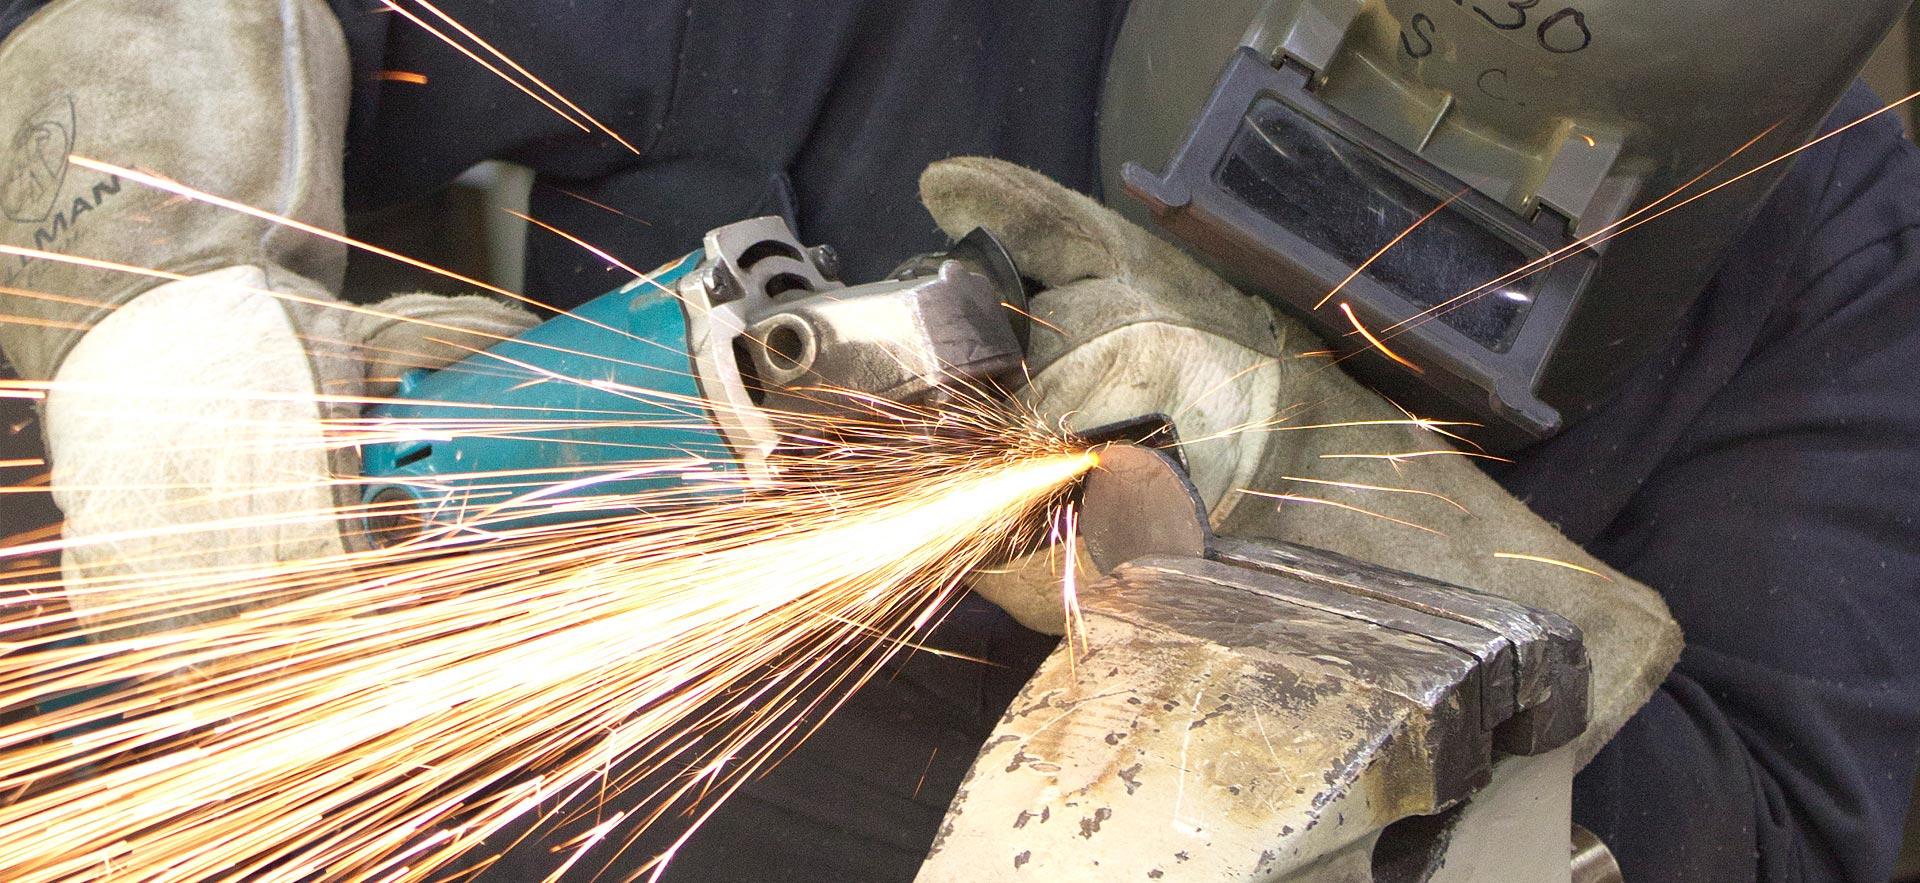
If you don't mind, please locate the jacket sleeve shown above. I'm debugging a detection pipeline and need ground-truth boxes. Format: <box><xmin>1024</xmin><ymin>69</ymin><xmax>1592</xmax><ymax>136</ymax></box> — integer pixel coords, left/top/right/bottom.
<box><xmin>1573</xmin><ymin>85</ymin><xmax>1920</xmax><ymax>882</ymax></box>
<box><xmin>0</xmin><ymin>1</ymin><xmax>47</xmax><ymax>40</ymax></box>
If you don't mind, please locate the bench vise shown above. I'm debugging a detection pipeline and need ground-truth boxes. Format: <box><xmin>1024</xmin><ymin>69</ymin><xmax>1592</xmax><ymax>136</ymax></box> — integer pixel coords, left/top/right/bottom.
<box><xmin>920</xmin><ymin>445</ymin><xmax>1615</xmax><ymax>882</ymax></box>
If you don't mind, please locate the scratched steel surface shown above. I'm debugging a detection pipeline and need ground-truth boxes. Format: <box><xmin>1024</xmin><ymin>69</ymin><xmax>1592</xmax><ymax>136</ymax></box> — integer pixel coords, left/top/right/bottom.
<box><xmin>927</xmin><ymin>566</ymin><xmax>1466</xmax><ymax>880</ymax></box>
<box><xmin>1213</xmin><ymin>537</ymin><xmax>1589</xmax><ymax>755</ymax></box>
<box><xmin>918</xmin><ymin>534</ymin><xmax>1590</xmax><ymax>882</ymax></box>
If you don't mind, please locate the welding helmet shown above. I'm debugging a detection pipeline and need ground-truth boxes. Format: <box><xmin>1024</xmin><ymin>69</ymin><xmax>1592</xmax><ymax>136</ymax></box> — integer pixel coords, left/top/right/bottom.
<box><xmin>1100</xmin><ymin>0</ymin><xmax>1907</xmax><ymax>450</ymax></box>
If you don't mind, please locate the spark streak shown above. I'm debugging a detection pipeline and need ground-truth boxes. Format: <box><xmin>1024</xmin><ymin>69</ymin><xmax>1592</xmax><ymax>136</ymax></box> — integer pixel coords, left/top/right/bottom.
<box><xmin>1491</xmin><ymin>551</ymin><xmax>1614</xmax><ymax>581</ymax></box>
<box><xmin>1234</xmin><ymin>489</ymin><xmax>1445</xmax><ymax>536</ymax></box>
<box><xmin>1338</xmin><ymin>302</ymin><xmax>1421</xmax><ymax>374</ymax></box>
<box><xmin>1278</xmin><ymin>475</ymin><xmax>1469</xmax><ymax>513</ymax></box>
<box><xmin>385</xmin><ymin>0</ymin><xmax>642</xmax><ymax>154</ymax></box>
<box><xmin>1312</xmin><ymin>187</ymin><xmax>1468</xmax><ymax>311</ymax></box>
<box><xmin>1382</xmin><ymin>89</ymin><xmax>1920</xmax><ymax>341</ymax></box>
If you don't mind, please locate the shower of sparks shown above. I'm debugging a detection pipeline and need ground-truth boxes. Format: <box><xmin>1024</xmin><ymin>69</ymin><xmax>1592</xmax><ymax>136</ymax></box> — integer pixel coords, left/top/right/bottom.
<box><xmin>0</xmin><ymin>376</ymin><xmax>1099</xmax><ymax>883</ymax></box>
<box><xmin>0</xmin><ymin>146</ymin><xmax>1130</xmax><ymax>879</ymax></box>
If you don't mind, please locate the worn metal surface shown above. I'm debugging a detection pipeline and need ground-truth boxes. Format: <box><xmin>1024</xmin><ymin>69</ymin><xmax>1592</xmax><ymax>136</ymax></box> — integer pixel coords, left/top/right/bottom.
<box><xmin>921</xmin><ymin>561</ymin><xmax>1472</xmax><ymax>880</ymax></box>
<box><xmin>1422</xmin><ymin>748</ymin><xmax>1576</xmax><ymax>883</ymax></box>
<box><xmin>1193</xmin><ymin>549</ymin><xmax>1519</xmax><ymax>743</ymax></box>
<box><xmin>1213</xmin><ymin>538</ymin><xmax>1588</xmax><ymax>754</ymax></box>
<box><xmin>919</xmin><ymin>544</ymin><xmax>1588</xmax><ymax>881</ymax></box>
<box><xmin>918</xmin><ymin>538</ymin><xmax>1589</xmax><ymax>881</ymax></box>
<box><xmin>1080</xmin><ymin>444</ymin><xmax>1214</xmax><ymax>574</ymax></box>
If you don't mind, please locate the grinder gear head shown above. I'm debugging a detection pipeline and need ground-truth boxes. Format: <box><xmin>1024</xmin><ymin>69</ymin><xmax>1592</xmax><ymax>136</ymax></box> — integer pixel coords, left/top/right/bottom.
<box><xmin>1101</xmin><ymin>0</ymin><xmax>1907</xmax><ymax>449</ymax></box>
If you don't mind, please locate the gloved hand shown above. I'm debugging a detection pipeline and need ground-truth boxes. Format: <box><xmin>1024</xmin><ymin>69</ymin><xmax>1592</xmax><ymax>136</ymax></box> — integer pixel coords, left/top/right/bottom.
<box><xmin>0</xmin><ymin>0</ymin><xmax>535</xmax><ymax>635</ymax></box>
<box><xmin>921</xmin><ymin>157</ymin><xmax>1680</xmax><ymax>761</ymax></box>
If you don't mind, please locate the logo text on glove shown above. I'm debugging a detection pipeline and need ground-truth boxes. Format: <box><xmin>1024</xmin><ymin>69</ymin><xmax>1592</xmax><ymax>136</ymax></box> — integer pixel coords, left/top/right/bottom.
<box><xmin>1</xmin><ymin>95</ymin><xmax>75</xmax><ymax>224</ymax></box>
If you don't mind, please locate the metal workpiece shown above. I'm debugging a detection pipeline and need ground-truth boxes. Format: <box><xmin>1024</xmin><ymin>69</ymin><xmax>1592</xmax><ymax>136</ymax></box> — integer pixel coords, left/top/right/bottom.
<box><xmin>1099</xmin><ymin>555</ymin><xmax>1498</xmax><ymax>805</ymax></box>
<box><xmin>1570</xmin><ymin>823</ymin><xmax>1624</xmax><ymax>883</ymax></box>
<box><xmin>1079</xmin><ymin>443</ymin><xmax>1215</xmax><ymax>574</ymax></box>
<box><xmin>919</xmin><ymin>538</ymin><xmax>1589</xmax><ymax>881</ymax></box>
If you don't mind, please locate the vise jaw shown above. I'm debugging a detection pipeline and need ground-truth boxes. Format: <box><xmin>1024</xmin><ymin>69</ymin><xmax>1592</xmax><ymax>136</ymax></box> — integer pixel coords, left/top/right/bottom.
<box><xmin>919</xmin><ymin>446</ymin><xmax>1604</xmax><ymax>882</ymax></box>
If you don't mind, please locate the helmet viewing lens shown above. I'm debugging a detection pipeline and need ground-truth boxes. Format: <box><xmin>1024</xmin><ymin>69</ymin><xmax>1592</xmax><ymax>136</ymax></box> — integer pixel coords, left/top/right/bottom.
<box><xmin>1221</xmin><ymin>96</ymin><xmax>1540</xmax><ymax>352</ymax></box>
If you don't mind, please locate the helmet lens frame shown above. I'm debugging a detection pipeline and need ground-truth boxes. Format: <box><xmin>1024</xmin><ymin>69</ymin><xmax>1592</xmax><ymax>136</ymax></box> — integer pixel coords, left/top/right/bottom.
<box><xmin>1123</xmin><ymin>48</ymin><xmax>1601</xmax><ymax>451</ymax></box>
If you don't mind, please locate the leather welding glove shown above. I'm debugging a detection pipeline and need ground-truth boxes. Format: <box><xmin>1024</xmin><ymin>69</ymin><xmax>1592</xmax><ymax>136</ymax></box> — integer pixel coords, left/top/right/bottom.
<box><xmin>921</xmin><ymin>157</ymin><xmax>1680</xmax><ymax>762</ymax></box>
<box><xmin>0</xmin><ymin>0</ymin><xmax>535</xmax><ymax>634</ymax></box>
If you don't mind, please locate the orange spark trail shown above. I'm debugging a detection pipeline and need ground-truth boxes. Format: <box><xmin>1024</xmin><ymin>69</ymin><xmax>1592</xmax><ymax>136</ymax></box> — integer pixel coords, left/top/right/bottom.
<box><xmin>1312</xmin><ymin>187</ymin><xmax>1468</xmax><ymax>310</ymax></box>
<box><xmin>1320</xmin><ymin>449</ymin><xmax>1511</xmax><ymax>464</ymax></box>
<box><xmin>1492</xmin><ymin>551</ymin><xmax>1614</xmax><ymax>581</ymax></box>
<box><xmin>549</xmin><ymin>187</ymin><xmax>655</xmax><ymax>228</ymax></box>
<box><xmin>387</xmin><ymin>0</ymin><xmax>642</xmax><ymax>154</ymax></box>
<box><xmin>508</xmin><ymin>208</ymin><xmax>647</xmax><ymax>277</ymax></box>
<box><xmin>1279</xmin><ymin>475</ymin><xmax>1470</xmax><ymax>513</ymax></box>
<box><xmin>65</xmin><ymin>157</ymin><xmax>535</xmax><ymax>310</ymax></box>
<box><xmin>1338</xmin><ymin>302</ymin><xmax>1421</xmax><ymax>374</ymax></box>
<box><xmin>1234</xmin><ymin>488</ymin><xmax>1446</xmax><ymax>536</ymax></box>
<box><xmin>374</xmin><ymin>1</ymin><xmax>591</xmax><ymax>135</ymax></box>
<box><xmin>1383</xmin><ymin>88</ymin><xmax>1920</xmax><ymax>340</ymax></box>
<box><xmin>3</xmin><ymin>207</ymin><xmax>693</xmax><ymax>377</ymax></box>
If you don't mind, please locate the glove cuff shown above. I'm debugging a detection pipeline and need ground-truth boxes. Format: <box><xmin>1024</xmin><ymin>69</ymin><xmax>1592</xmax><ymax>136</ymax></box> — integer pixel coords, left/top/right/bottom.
<box><xmin>49</xmin><ymin>265</ymin><xmax>360</xmax><ymax>634</ymax></box>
